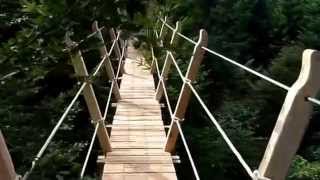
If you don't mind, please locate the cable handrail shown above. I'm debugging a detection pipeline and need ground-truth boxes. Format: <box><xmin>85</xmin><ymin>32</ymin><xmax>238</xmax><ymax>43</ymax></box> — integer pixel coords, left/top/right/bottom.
<box><xmin>168</xmin><ymin>52</ymin><xmax>186</xmax><ymax>82</ymax></box>
<box><xmin>80</xmin><ymin>122</ymin><xmax>99</xmax><ymax>179</ymax></box>
<box><xmin>175</xmin><ymin>120</ymin><xmax>200</xmax><ymax>180</ymax></box>
<box><xmin>186</xmin><ymin>81</ymin><xmax>255</xmax><ymax>179</ymax></box>
<box><xmin>22</xmin><ymin>82</ymin><xmax>87</xmax><ymax>180</ymax></box>
<box><xmin>158</xmin><ymin>17</ymin><xmax>320</xmax><ymax>106</ymax></box>
<box><xmin>22</xmin><ymin>28</ymin><xmax>123</xmax><ymax>180</ymax></box>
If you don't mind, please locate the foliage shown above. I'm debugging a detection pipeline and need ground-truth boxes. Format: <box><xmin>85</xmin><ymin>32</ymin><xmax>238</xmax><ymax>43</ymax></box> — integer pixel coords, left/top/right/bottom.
<box><xmin>2</xmin><ymin>0</ymin><xmax>320</xmax><ymax>179</ymax></box>
<box><xmin>141</xmin><ymin>0</ymin><xmax>320</xmax><ymax>179</ymax></box>
<box><xmin>0</xmin><ymin>0</ymin><xmax>147</xmax><ymax>179</ymax></box>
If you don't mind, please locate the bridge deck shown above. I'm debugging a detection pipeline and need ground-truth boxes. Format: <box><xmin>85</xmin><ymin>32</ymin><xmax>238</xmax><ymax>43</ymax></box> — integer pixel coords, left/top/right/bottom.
<box><xmin>103</xmin><ymin>44</ymin><xmax>177</xmax><ymax>180</ymax></box>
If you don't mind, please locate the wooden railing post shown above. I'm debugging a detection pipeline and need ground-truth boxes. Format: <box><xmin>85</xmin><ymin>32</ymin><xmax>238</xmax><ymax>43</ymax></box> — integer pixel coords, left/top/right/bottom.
<box><xmin>66</xmin><ymin>40</ymin><xmax>112</xmax><ymax>153</ymax></box>
<box><xmin>165</xmin><ymin>29</ymin><xmax>208</xmax><ymax>152</ymax></box>
<box><xmin>92</xmin><ymin>21</ymin><xmax>121</xmax><ymax>101</ymax></box>
<box><xmin>170</xmin><ymin>21</ymin><xmax>181</xmax><ymax>45</ymax></box>
<box><xmin>159</xmin><ymin>16</ymin><xmax>167</xmax><ymax>39</ymax></box>
<box><xmin>109</xmin><ymin>28</ymin><xmax>124</xmax><ymax>74</ymax></box>
<box><xmin>155</xmin><ymin>51</ymin><xmax>172</xmax><ymax>100</ymax></box>
<box><xmin>158</xmin><ymin>16</ymin><xmax>167</xmax><ymax>46</ymax></box>
<box><xmin>150</xmin><ymin>46</ymin><xmax>157</xmax><ymax>74</ymax></box>
<box><xmin>0</xmin><ymin>131</ymin><xmax>18</xmax><ymax>180</ymax></box>
<box><xmin>258</xmin><ymin>50</ymin><xmax>320</xmax><ymax>180</ymax></box>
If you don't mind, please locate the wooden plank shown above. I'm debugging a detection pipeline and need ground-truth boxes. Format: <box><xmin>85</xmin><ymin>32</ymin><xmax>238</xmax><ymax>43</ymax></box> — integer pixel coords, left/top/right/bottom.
<box><xmin>111</xmin><ymin>142</ymin><xmax>165</xmax><ymax>149</ymax></box>
<box><xmin>115</xmin><ymin>112</ymin><xmax>161</xmax><ymax>116</ymax></box>
<box><xmin>107</xmin><ymin>149</ymin><xmax>169</xmax><ymax>156</ymax></box>
<box><xmin>104</xmin><ymin>164</ymin><xmax>175</xmax><ymax>173</ymax></box>
<box><xmin>111</xmin><ymin>136</ymin><xmax>166</xmax><ymax>142</ymax></box>
<box><xmin>110</xmin><ymin>125</ymin><xmax>165</xmax><ymax>131</ymax></box>
<box><xmin>111</xmin><ymin>130</ymin><xmax>166</xmax><ymax>136</ymax></box>
<box><xmin>103</xmin><ymin>173</ymin><xmax>177</xmax><ymax>180</ymax></box>
<box><xmin>258</xmin><ymin>50</ymin><xmax>320</xmax><ymax>180</ymax></box>
<box><xmin>114</xmin><ymin>116</ymin><xmax>162</xmax><ymax>121</ymax></box>
<box><xmin>112</xmin><ymin>120</ymin><xmax>164</xmax><ymax>126</ymax></box>
<box><xmin>106</xmin><ymin>156</ymin><xmax>172</xmax><ymax>164</ymax></box>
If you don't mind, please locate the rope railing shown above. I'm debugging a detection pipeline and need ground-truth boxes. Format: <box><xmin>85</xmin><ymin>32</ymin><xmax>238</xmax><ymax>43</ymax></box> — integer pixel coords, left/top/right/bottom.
<box><xmin>175</xmin><ymin>120</ymin><xmax>200</xmax><ymax>180</ymax></box>
<box><xmin>158</xmin><ymin>18</ymin><xmax>320</xmax><ymax>106</ymax></box>
<box><xmin>186</xmin><ymin>81</ymin><xmax>256</xmax><ymax>179</ymax></box>
<box><xmin>153</xmin><ymin>16</ymin><xmax>297</xmax><ymax>180</ymax></box>
<box><xmin>22</xmin><ymin>25</ymin><xmax>124</xmax><ymax>180</ymax></box>
<box><xmin>155</xmin><ymin>15</ymin><xmax>320</xmax><ymax>180</ymax></box>
<box><xmin>22</xmin><ymin>82</ymin><xmax>87</xmax><ymax>180</ymax></box>
<box><xmin>152</xmin><ymin>50</ymin><xmax>258</xmax><ymax>180</ymax></box>
<box><xmin>80</xmin><ymin>122</ymin><xmax>100</xmax><ymax>179</ymax></box>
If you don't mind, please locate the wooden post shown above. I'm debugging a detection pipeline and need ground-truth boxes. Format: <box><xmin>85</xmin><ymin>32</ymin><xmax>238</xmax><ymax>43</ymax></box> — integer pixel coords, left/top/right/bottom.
<box><xmin>258</xmin><ymin>49</ymin><xmax>320</xmax><ymax>180</ymax></box>
<box><xmin>150</xmin><ymin>46</ymin><xmax>156</xmax><ymax>74</ymax></box>
<box><xmin>118</xmin><ymin>35</ymin><xmax>127</xmax><ymax>59</ymax></box>
<box><xmin>109</xmin><ymin>28</ymin><xmax>125</xmax><ymax>75</ymax></box>
<box><xmin>109</xmin><ymin>28</ymin><xmax>121</xmax><ymax>60</ymax></box>
<box><xmin>155</xmin><ymin>51</ymin><xmax>172</xmax><ymax>100</ymax></box>
<box><xmin>158</xmin><ymin>16</ymin><xmax>167</xmax><ymax>47</ymax></box>
<box><xmin>159</xmin><ymin>16</ymin><xmax>167</xmax><ymax>39</ymax></box>
<box><xmin>91</xmin><ymin>21</ymin><xmax>121</xmax><ymax>100</ymax></box>
<box><xmin>170</xmin><ymin>21</ymin><xmax>181</xmax><ymax>45</ymax></box>
<box><xmin>0</xmin><ymin>131</ymin><xmax>17</xmax><ymax>180</ymax></box>
<box><xmin>165</xmin><ymin>29</ymin><xmax>208</xmax><ymax>152</ymax></box>
<box><xmin>66</xmin><ymin>42</ymin><xmax>112</xmax><ymax>153</ymax></box>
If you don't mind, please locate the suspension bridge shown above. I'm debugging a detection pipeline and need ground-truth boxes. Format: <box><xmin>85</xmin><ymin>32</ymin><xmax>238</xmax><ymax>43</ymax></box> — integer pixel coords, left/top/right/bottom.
<box><xmin>1</xmin><ymin>16</ymin><xmax>320</xmax><ymax>180</ymax></box>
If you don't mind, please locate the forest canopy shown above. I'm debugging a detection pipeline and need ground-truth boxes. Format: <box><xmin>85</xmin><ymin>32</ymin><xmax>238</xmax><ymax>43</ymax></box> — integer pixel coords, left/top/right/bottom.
<box><xmin>1</xmin><ymin>0</ymin><xmax>320</xmax><ymax>179</ymax></box>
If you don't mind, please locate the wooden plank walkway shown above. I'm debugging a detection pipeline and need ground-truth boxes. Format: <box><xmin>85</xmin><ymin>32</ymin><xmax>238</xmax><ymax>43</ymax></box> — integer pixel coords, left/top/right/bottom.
<box><xmin>103</xmin><ymin>43</ymin><xmax>177</xmax><ymax>180</ymax></box>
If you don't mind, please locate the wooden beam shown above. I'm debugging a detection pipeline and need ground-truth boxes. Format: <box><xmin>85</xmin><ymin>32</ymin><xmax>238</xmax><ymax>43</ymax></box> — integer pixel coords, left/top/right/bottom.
<box><xmin>170</xmin><ymin>21</ymin><xmax>181</xmax><ymax>45</ymax></box>
<box><xmin>109</xmin><ymin>28</ymin><xmax>124</xmax><ymax>74</ymax></box>
<box><xmin>92</xmin><ymin>21</ymin><xmax>121</xmax><ymax>101</ymax></box>
<box><xmin>150</xmin><ymin>46</ymin><xmax>156</xmax><ymax>74</ymax></box>
<box><xmin>68</xmin><ymin>47</ymin><xmax>112</xmax><ymax>153</ymax></box>
<box><xmin>159</xmin><ymin>16</ymin><xmax>167</xmax><ymax>39</ymax></box>
<box><xmin>165</xmin><ymin>29</ymin><xmax>208</xmax><ymax>152</ymax></box>
<box><xmin>0</xmin><ymin>131</ymin><xmax>17</xmax><ymax>180</ymax></box>
<box><xmin>258</xmin><ymin>49</ymin><xmax>320</xmax><ymax>180</ymax></box>
<box><xmin>155</xmin><ymin>52</ymin><xmax>172</xmax><ymax>100</ymax></box>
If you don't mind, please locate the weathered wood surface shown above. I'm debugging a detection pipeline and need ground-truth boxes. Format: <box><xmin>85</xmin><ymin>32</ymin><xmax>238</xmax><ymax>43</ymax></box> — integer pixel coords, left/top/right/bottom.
<box><xmin>103</xmin><ymin>42</ymin><xmax>177</xmax><ymax>180</ymax></box>
<box><xmin>258</xmin><ymin>50</ymin><xmax>320</xmax><ymax>180</ymax></box>
<box><xmin>0</xmin><ymin>131</ymin><xmax>17</xmax><ymax>180</ymax></box>
<box><xmin>165</xmin><ymin>30</ymin><xmax>208</xmax><ymax>152</ymax></box>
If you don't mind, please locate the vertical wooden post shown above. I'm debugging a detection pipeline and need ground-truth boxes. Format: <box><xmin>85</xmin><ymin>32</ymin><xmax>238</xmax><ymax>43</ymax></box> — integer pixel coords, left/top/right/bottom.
<box><xmin>150</xmin><ymin>46</ymin><xmax>156</xmax><ymax>74</ymax></box>
<box><xmin>159</xmin><ymin>16</ymin><xmax>167</xmax><ymax>38</ymax></box>
<box><xmin>109</xmin><ymin>28</ymin><xmax>125</xmax><ymax>75</ymax></box>
<box><xmin>258</xmin><ymin>50</ymin><xmax>320</xmax><ymax>180</ymax></box>
<box><xmin>170</xmin><ymin>21</ymin><xmax>181</xmax><ymax>45</ymax></box>
<box><xmin>158</xmin><ymin>16</ymin><xmax>167</xmax><ymax>47</ymax></box>
<box><xmin>0</xmin><ymin>131</ymin><xmax>17</xmax><ymax>180</ymax></box>
<box><xmin>109</xmin><ymin>28</ymin><xmax>122</xmax><ymax>60</ymax></box>
<box><xmin>92</xmin><ymin>21</ymin><xmax>121</xmax><ymax>101</ymax></box>
<box><xmin>66</xmin><ymin>43</ymin><xmax>112</xmax><ymax>153</ymax></box>
<box><xmin>165</xmin><ymin>29</ymin><xmax>208</xmax><ymax>152</ymax></box>
<box><xmin>118</xmin><ymin>35</ymin><xmax>127</xmax><ymax>59</ymax></box>
<box><xmin>155</xmin><ymin>51</ymin><xmax>172</xmax><ymax>100</ymax></box>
